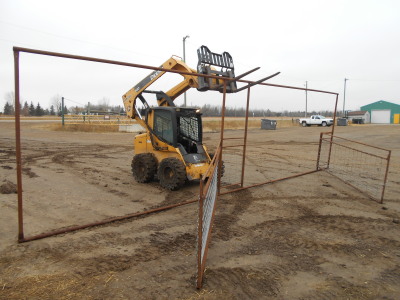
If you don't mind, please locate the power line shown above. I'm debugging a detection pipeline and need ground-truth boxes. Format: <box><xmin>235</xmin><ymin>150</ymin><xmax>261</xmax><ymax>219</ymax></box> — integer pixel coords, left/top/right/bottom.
<box><xmin>0</xmin><ymin>20</ymin><xmax>163</xmax><ymax>60</ymax></box>
<box><xmin>63</xmin><ymin>98</ymin><xmax>86</xmax><ymax>106</ymax></box>
<box><xmin>0</xmin><ymin>37</ymin><xmax>38</xmax><ymax>49</ymax></box>
<box><xmin>344</xmin><ymin>79</ymin><xmax>400</xmax><ymax>82</ymax></box>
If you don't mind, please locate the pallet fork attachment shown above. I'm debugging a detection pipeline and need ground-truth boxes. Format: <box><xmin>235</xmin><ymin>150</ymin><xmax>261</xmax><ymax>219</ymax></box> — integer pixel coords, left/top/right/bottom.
<box><xmin>196</xmin><ymin>45</ymin><xmax>280</xmax><ymax>94</ymax></box>
<box><xmin>197</xmin><ymin>45</ymin><xmax>237</xmax><ymax>93</ymax></box>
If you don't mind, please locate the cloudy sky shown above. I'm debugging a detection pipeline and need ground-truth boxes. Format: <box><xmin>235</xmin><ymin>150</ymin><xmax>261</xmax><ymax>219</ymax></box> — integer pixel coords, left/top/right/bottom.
<box><xmin>1</xmin><ymin>0</ymin><xmax>399</xmax><ymax>113</ymax></box>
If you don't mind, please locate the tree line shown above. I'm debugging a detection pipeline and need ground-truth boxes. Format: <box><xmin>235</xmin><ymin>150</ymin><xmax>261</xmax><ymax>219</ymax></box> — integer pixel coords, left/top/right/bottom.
<box><xmin>3</xmin><ymin>101</ymin><xmax>336</xmax><ymax>118</ymax></box>
<box><xmin>2</xmin><ymin>91</ymin><xmax>336</xmax><ymax>118</ymax></box>
<box><xmin>198</xmin><ymin>104</ymin><xmax>336</xmax><ymax>118</ymax></box>
<box><xmin>2</xmin><ymin>101</ymin><xmax>127</xmax><ymax>116</ymax></box>
<box><xmin>1</xmin><ymin>93</ymin><xmax>125</xmax><ymax>116</ymax></box>
<box><xmin>2</xmin><ymin>101</ymin><xmax>68</xmax><ymax>116</ymax></box>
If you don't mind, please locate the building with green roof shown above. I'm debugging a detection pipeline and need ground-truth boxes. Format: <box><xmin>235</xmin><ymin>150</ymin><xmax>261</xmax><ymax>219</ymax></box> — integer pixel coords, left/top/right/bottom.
<box><xmin>360</xmin><ymin>100</ymin><xmax>400</xmax><ymax>124</ymax></box>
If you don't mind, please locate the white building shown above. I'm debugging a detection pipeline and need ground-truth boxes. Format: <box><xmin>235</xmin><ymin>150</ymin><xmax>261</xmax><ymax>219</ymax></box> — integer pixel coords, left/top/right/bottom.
<box><xmin>347</xmin><ymin>111</ymin><xmax>370</xmax><ymax>124</ymax></box>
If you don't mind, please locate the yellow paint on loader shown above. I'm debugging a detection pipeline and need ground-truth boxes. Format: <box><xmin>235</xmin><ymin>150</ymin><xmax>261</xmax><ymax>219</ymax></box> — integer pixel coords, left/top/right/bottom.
<box><xmin>134</xmin><ymin>132</ymin><xmax>210</xmax><ymax>180</ymax></box>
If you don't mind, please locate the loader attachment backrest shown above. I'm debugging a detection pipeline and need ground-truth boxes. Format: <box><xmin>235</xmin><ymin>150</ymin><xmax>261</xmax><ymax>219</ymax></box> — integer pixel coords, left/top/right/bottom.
<box><xmin>197</xmin><ymin>46</ymin><xmax>237</xmax><ymax>93</ymax></box>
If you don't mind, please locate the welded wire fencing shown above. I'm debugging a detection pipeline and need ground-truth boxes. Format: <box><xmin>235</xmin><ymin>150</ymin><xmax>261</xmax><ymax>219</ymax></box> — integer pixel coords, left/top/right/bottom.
<box><xmin>197</xmin><ymin>143</ymin><xmax>221</xmax><ymax>289</ymax></box>
<box><xmin>219</xmin><ymin>137</ymin><xmax>320</xmax><ymax>195</ymax></box>
<box><xmin>317</xmin><ymin>133</ymin><xmax>391</xmax><ymax>203</ymax></box>
<box><xmin>220</xmin><ymin>144</ymin><xmax>244</xmax><ymax>189</ymax></box>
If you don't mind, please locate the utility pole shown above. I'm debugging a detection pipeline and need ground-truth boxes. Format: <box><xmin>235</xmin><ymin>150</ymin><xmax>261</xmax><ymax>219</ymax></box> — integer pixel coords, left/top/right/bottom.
<box><xmin>305</xmin><ymin>81</ymin><xmax>308</xmax><ymax>117</ymax></box>
<box><xmin>183</xmin><ymin>35</ymin><xmax>190</xmax><ymax>107</ymax></box>
<box><xmin>343</xmin><ymin>78</ymin><xmax>348</xmax><ymax>116</ymax></box>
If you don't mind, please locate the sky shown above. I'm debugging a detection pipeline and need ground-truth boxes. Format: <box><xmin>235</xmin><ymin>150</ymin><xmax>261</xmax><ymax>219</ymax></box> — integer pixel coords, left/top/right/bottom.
<box><xmin>0</xmin><ymin>0</ymin><xmax>399</xmax><ymax>113</ymax></box>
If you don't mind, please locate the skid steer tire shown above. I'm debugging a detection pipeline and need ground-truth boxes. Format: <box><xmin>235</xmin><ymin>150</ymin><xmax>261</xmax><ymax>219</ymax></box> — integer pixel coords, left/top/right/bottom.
<box><xmin>131</xmin><ymin>153</ymin><xmax>157</xmax><ymax>183</ymax></box>
<box><xmin>208</xmin><ymin>153</ymin><xmax>225</xmax><ymax>178</ymax></box>
<box><xmin>158</xmin><ymin>158</ymin><xmax>187</xmax><ymax>191</ymax></box>
<box><xmin>220</xmin><ymin>161</ymin><xmax>225</xmax><ymax>178</ymax></box>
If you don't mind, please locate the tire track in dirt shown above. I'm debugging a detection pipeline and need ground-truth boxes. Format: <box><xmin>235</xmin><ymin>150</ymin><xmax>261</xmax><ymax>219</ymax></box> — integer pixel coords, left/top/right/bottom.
<box><xmin>296</xmin><ymin>272</ymin><xmax>400</xmax><ymax>300</ymax></box>
<box><xmin>204</xmin><ymin>267</ymin><xmax>283</xmax><ymax>299</ymax></box>
<box><xmin>1</xmin><ymin>229</ymin><xmax>196</xmax><ymax>280</ymax></box>
<box><xmin>244</xmin><ymin>215</ymin><xmax>400</xmax><ymax>256</ymax></box>
<box><xmin>209</xmin><ymin>212</ymin><xmax>400</xmax><ymax>299</ymax></box>
<box><xmin>23</xmin><ymin>143</ymin><xmax>135</xmax><ymax>198</ymax></box>
<box><xmin>213</xmin><ymin>189</ymin><xmax>255</xmax><ymax>241</ymax></box>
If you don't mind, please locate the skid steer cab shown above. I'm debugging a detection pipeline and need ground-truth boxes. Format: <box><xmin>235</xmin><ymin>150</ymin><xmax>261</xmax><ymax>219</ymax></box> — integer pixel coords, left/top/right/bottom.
<box><xmin>131</xmin><ymin>107</ymin><xmax>211</xmax><ymax>190</ymax></box>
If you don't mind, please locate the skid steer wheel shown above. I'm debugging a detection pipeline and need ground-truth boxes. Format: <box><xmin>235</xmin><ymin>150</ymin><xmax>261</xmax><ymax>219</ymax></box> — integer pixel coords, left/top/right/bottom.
<box><xmin>208</xmin><ymin>153</ymin><xmax>225</xmax><ymax>177</ymax></box>
<box><xmin>220</xmin><ymin>161</ymin><xmax>225</xmax><ymax>177</ymax></box>
<box><xmin>158</xmin><ymin>158</ymin><xmax>186</xmax><ymax>190</ymax></box>
<box><xmin>131</xmin><ymin>153</ymin><xmax>157</xmax><ymax>183</ymax></box>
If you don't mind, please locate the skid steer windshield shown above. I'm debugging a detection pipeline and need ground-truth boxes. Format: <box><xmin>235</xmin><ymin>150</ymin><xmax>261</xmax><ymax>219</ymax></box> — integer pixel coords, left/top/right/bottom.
<box><xmin>154</xmin><ymin>110</ymin><xmax>174</xmax><ymax>145</ymax></box>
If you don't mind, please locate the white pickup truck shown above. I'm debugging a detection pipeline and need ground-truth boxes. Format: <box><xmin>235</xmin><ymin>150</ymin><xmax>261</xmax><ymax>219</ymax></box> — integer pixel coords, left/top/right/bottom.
<box><xmin>299</xmin><ymin>115</ymin><xmax>334</xmax><ymax>127</ymax></box>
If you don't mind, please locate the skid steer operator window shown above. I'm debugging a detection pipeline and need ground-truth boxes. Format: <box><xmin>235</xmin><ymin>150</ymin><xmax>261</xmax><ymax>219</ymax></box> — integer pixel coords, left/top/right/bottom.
<box><xmin>179</xmin><ymin>115</ymin><xmax>200</xmax><ymax>142</ymax></box>
<box><xmin>177</xmin><ymin>111</ymin><xmax>202</xmax><ymax>154</ymax></box>
<box><xmin>154</xmin><ymin>110</ymin><xmax>174</xmax><ymax>145</ymax></box>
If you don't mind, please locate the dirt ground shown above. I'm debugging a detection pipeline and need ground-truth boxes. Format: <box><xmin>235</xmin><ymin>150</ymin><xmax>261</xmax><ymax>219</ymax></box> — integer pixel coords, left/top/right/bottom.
<box><xmin>0</xmin><ymin>121</ymin><xmax>399</xmax><ymax>299</ymax></box>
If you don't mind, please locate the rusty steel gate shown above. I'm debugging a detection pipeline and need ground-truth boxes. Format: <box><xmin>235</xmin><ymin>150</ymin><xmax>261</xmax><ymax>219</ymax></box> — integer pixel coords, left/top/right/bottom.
<box><xmin>317</xmin><ymin>132</ymin><xmax>391</xmax><ymax>203</ymax></box>
<box><xmin>12</xmin><ymin>46</ymin><xmax>391</xmax><ymax>290</ymax></box>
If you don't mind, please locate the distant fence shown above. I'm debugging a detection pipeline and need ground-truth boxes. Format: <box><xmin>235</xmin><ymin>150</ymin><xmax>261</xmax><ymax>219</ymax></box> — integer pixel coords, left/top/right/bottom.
<box><xmin>317</xmin><ymin>132</ymin><xmax>391</xmax><ymax>203</ymax></box>
<box><xmin>64</xmin><ymin>114</ymin><xmax>135</xmax><ymax>125</ymax></box>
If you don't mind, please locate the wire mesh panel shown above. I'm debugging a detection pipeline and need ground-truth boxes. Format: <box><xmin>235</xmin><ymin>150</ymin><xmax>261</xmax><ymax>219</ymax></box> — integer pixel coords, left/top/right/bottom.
<box><xmin>220</xmin><ymin>145</ymin><xmax>244</xmax><ymax>189</ymax></box>
<box><xmin>197</xmin><ymin>145</ymin><xmax>221</xmax><ymax>289</ymax></box>
<box><xmin>242</xmin><ymin>141</ymin><xmax>318</xmax><ymax>187</ymax></box>
<box><xmin>219</xmin><ymin>131</ymin><xmax>321</xmax><ymax>194</ymax></box>
<box><xmin>179</xmin><ymin>115</ymin><xmax>200</xmax><ymax>141</ymax></box>
<box><xmin>318</xmin><ymin>133</ymin><xmax>391</xmax><ymax>202</ymax></box>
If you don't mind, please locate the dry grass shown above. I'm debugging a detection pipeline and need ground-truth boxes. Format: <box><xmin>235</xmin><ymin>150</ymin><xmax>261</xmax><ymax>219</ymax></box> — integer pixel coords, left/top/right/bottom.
<box><xmin>0</xmin><ymin>116</ymin><xmax>60</xmax><ymax>120</ymax></box>
<box><xmin>52</xmin><ymin>124</ymin><xmax>119</xmax><ymax>132</ymax></box>
<box><xmin>48</xmin><ymin>117</ymin><xmax>298</xmax><ymax>133</ymax></box>
<box><xmin>203</xmin><ymin>118</ymin><xmax>298</xmax><ymax>132</ymax></box>
<box><xmin>0</xmin><ymin>273</ymin><xmax>104</xmax><ymax>300</ymax></box>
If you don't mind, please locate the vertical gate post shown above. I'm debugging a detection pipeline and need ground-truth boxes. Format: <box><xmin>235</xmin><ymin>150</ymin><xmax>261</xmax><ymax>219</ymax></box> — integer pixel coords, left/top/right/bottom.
<box><xmin>197</xmin><ymin>180</ymin><xmax>204</xmax><ymax>288</ymax></box>
<box><xmin>241</xmin><ymin>87</ymin><xmax>251</xmax><ymax>187</ymax></box>
<box><xmin>61</xmin><ymin>96</ymin><xmax>65</xmax><ymax>126</ymax></box>
<box><xmin>218</xmin><ymin>81</ymin><xmax>227</xmax><ymax>193</ymax></box>
<box><xmin>327</xmin><ymin>94</ymin><xmax>339</xmax><ymax>168</ymax></box>
<box><xmin>14</xmin><ymin>48</ymin><xmax>24</xmax><ymax>242</ymax></box>
<box><xmin>380</xmin><ymin>150</ymin><xmax>391</xmax><ymax>203</ymax></box>
<box><xmin>316</xmin><ymin>132</ymin><xmax>324</xmax><ymax>170</ymax></box>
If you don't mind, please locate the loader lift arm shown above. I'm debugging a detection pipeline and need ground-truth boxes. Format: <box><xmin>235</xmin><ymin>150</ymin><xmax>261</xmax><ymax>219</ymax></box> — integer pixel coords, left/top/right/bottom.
<box><xmin>122</xmin><ymin>56</ymin><xmax>199</xmax><ymax>122</ymax></box>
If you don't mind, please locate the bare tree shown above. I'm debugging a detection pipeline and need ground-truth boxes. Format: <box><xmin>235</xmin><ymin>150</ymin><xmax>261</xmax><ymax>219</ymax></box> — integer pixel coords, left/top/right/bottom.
<box><xmin>97</xmin><ymin>97</ymin><xmax>110</xmax><ymax>112</ymax></box>
<box><xmin>70</xmin><ymin>105</ymin><xmax>85</xmax><ymax>114</ymax></box>
<box><xmin>3</xmin><ymin>92</ymin><xmax>15</xmax><ymax>115</ymax></box>
<box><xmin>5</xmin><ymin>91</ymin><xmax>15</xmax><ymax>105</ymax></box>
<box><xmin>50</xmin><ymin>94</ymin><xmax>62</xmax><ymax>115</ymax></box>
